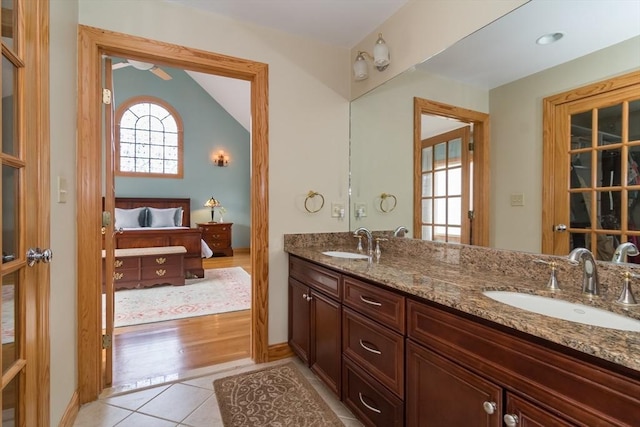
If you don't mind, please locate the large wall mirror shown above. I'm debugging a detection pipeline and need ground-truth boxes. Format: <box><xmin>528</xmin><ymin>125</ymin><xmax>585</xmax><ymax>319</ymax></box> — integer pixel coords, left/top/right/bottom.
<box><xmin>350</xmin><ymin>0</ymin><xmax>640</xmax><ymax>255</ymax></box>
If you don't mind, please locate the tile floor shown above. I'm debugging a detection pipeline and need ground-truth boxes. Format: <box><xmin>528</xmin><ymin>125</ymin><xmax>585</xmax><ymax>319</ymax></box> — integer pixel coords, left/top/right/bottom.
<box><xmin>73</xmin><ymin>358</ymin><xmax>363</xmax><ymax>427</ymax></box>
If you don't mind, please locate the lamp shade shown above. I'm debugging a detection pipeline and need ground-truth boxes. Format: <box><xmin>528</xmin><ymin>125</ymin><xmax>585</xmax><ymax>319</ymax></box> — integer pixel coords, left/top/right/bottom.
<box><xmin>204</xmin><ymin>197</ymin><xmax>220</xmax><ymax>208</ymax></box>
<box><xmin>373</xmin><ymin>33</ymin><xmax>390</xmax><ymax>68</ymax></box>
<box><xmin>353</xmin><ymin>53</ymin><xmax>368</xmax><ymax>81</ymax></box>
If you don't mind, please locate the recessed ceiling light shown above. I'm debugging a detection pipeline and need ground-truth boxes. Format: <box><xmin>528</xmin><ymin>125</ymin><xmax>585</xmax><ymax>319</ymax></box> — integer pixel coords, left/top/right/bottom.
<box><xmin>536</xmin><ymin>32</ymin><xmax>564</xmax><ymax>45</ymax></box>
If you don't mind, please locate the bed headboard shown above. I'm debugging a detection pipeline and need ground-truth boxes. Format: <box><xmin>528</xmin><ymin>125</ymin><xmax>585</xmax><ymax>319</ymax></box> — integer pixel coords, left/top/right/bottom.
<box><xmin>113</xmin><ymin>197</ymin><xmax>192</xmax><ymax>227</ymax></box>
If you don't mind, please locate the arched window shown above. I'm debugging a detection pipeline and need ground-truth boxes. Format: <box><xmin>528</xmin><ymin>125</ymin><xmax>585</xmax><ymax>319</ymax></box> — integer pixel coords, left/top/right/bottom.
<box><xmin>115</xmin><ymin>96</ymin><xmax>184</xmax><ymax>178</ymax></box>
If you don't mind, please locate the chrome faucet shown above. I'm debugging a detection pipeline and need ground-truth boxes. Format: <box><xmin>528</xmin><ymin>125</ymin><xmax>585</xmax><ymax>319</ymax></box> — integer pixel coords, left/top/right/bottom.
<box><xmin>567</xmin><ymin>248</ymin><xmax>600</xmax><ymax>296</ymax></box>
<box><xmin>393</xmin><ymin>226</ymin><xmax>409</xmax><ymax>237</ymax></box>
<box><xmin>353</xmin><ymin>227</ymin><xmax>374</xmax><ymax>259</ymax></box>
<box><xmin>611</xmin><ymin>242</ymin><xmax>639</xmax><ymax>263</ymax></box>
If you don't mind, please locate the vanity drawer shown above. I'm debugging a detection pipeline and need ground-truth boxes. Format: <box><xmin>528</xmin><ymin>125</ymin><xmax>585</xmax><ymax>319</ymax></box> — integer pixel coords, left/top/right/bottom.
<box><xmin>343</xmin><ymin>356</ymin><xmax>404</xmax><ymax>427</ymax></box>
<box><xmin>343</xmin><ymin>308</ymin><xmax>404</xmax><ymax>398</ymax></box>
<box><xmin>343</xmin><ymin>276</ymin><xmax>405</xmax><ymax>333</ymax></box>
<box><xmin>289</xmin><ymin>256</ymin><xmax>341</xmax><ymax>299</ymax></box>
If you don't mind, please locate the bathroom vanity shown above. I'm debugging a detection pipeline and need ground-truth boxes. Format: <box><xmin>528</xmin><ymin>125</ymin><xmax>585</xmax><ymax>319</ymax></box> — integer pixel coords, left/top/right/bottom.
<box><xmin>286</xmin><ymin>234</ymin><xmax>640</xmax><ymax>427</ymax></box>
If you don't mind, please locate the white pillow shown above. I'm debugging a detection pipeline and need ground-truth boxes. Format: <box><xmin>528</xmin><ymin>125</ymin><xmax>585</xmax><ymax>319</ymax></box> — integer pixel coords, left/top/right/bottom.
<box><xmin>114</xmin><ymin>207</ymin><xmax>146</xmax><ymax>228</ymax></box>
<box><xmin>147</xmin><ymin>207</ymin><xmax>183</xmax><ymax>227</ymax></box>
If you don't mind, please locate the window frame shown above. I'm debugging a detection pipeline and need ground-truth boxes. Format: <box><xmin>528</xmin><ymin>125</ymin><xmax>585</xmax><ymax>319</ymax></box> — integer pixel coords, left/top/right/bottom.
<box><xmin>114</xmin><ymin>95</ymin><xmax>184</xmax><ymax>179</ymax></box>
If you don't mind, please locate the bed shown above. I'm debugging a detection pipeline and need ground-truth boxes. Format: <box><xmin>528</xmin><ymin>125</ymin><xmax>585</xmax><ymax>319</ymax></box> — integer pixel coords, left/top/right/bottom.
<box><xmin>106</xmin><ymin>197</ymin><xmax>206</xmax><ymax>278</ymax></box>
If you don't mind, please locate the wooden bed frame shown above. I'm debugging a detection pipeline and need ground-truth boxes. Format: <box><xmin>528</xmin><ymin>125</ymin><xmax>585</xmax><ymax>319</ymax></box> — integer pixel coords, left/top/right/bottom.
<box><xmin>108</xmin><ymin>197</ymin><xmax>205</xmax><ymax>278</ymax></box>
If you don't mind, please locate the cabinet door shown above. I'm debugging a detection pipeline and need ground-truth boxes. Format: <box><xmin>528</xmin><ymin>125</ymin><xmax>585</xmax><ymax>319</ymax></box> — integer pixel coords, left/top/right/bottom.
<box><xmin>310</xmin><ymin>289</ymin><xmax>342</xmax><ymax>397</ymax></box>
<box><xmin>288</xmin><ymin>278</ymin><xmax>310</xmax><ymax>364</ymax></box>
<box><xmin>406</xmin><ymin>340</ymin><xmax>502</xmax><ymax>427</ymax></box>
<box><xmin>504</xmin><ymin>393</ymin><xmax>575</xmax><ymax>427</ymax></box>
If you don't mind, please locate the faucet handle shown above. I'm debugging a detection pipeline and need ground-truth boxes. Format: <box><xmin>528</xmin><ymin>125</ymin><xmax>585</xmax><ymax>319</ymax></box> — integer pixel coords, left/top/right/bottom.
<box><xmin>617</xmin><ymin>271</ymin><xmax>639</xmax><ymax>305</ymax></box>
<box><xmin>354</xmin><ymin>235</ymin><xmax>363</xmax><ymax>252</ymax></box>
<box><xmin>534</xmin><ymin>259</ymin><xmax>561</xmax><ymax>291</ymax></box>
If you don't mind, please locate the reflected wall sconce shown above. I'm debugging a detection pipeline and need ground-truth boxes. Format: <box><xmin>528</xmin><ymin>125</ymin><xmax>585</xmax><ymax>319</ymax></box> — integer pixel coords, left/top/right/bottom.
<box><xmin>214</xmin><ymin>150</ymin><xmax>229</xmax><ymax>167</ymax></box>
<box><xmin>353</xmin><ymin>33</ymin><xmax>390</xmax><ymax>81</ymax></box>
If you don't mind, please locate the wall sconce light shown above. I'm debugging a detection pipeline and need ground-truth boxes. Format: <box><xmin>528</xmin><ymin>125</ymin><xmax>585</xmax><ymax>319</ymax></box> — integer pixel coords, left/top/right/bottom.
<box><xmin>204</xmin><ymin>197</ymin><xmax>220</xmax><ymax>222</ymax></box>
<box><xmin>353</xmin><ymin>33</ymin><xmax>390</xmax><ymax>81</ymax></box>
<box><xmin>214</xmin><ymin>150</ymin><xmax>229</xmax><ymax>167</ymax></box>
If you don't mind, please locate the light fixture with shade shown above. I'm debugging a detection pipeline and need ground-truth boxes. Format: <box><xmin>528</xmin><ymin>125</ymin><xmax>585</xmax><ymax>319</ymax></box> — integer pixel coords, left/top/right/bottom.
<box><xmin>204</xmin><ymin>197</ymin><xmax>220</xmax><ymax>222</ymax></box>
<box><xmin>353</xmin><ymin>33</ymin><xmax>390</xmax><ymax>81</ymax></box>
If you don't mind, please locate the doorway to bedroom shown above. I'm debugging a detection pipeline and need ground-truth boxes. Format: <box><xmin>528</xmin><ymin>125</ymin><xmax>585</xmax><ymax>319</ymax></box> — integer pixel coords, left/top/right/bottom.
<box><xmin>106</xmin><ymin>56</ymin><xmax>254</xmax><ymax>388</ymax></box>
<box><xmin>77</xmin><ymin>25</ymin><xmax>270</xmax><ymax>402</ymax></box>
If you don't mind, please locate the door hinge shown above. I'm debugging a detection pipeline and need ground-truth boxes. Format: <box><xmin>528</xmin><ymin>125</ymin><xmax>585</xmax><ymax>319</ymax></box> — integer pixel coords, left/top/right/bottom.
<box><xmin>468</xmin><ymin>210</ymin><xmax>475</xmax><ymax>220</ymax></box>
<box><xmin>102</xmin><ymin>88</ymin><xmax>112</xmax><ymax>105</ymax></box>
<box><xmin>102</xmin><ymin>334</ymin><xmax>112</xmax><ymax>349</ymax></box>
<box><xmin>468</xmin><ymin>142</ymin><xmax>475</xmax><ymax>152</ymax></box>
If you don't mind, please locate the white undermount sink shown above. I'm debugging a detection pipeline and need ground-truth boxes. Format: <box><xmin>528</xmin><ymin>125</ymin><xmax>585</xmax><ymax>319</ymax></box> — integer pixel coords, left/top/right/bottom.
<box><xmin>321</xmin><ymin>251</ymin><xmax>370</xmax><ymax>260</ymax></box>
<box><xmin>483</xmin><ymin>291</ymin><xmax>640</xmax><ymax>332</ymax></box>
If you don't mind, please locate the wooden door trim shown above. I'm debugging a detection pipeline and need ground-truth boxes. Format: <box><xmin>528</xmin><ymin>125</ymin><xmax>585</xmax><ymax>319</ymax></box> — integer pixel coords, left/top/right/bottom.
<box><xmin>413</xmin><ymin>97</ymin><xmax>490</xmax><ymax>246</ymax></box>
<box><xmin>76</xmin><ymin>25</ymin><xmax>269</xmax><ymax>403</ymax></box>
<box><xmin>541</xmin><ymin>70</ymin><xmax>640</xmax><ymax>254</ymax></box>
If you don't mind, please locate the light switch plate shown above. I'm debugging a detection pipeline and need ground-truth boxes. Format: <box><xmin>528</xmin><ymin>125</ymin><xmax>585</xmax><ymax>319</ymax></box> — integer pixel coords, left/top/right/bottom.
<box><xmin>331</xmin><ymin>202</ymin><xmax>345</xmax><ymax>218</ymax></box>
<box><xmin>355</xmin><ymin>203</ymin><xmax>367</xmax><ymax>218</ymax></box>
<box><xmin>510</xmin><ymin>193</ymin><xmax>524</xmax><ymax>207</ymax></box>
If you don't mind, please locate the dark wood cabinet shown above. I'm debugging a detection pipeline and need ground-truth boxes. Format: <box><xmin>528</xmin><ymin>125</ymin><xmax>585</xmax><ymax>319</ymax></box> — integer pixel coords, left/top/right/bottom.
<box><xmin>197</xmin><ymin>222</ymin><xmax>233</xmax><ymax>257</ymax></box>
<box><xmin>288</xmin><ymin>256</ymin><xmax>342</xmax><ymax>397</ymax></box>
<box><xmin>406</xmin><ymin>340</ymin><xmax>502</xmax><ymax>427</ymax></box>
<box><xmin>288</xmin><ymin>254</ymin><xmax>640</xmax><ymax>427</ymax></box>
<box><xmin>102</xmin><ymin>247</ymin><xmax>185</xmax><ymax>291</ymax></box>
<box><xmin>504</xmin><ymin>393</ymin><xmax>575</xmax><ymax>427</ymax></box>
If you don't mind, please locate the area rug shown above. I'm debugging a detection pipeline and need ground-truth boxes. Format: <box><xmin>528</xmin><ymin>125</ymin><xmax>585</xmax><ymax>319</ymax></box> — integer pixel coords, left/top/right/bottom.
<box><xmin>213</xmin><ymin>362</ymin><xmax>344</xmax><ymax>427</ymax></box>
<box><xmin>103</xmin><ymin>267</ymin><xmax>251</xmax><ymax>328</ymax></box>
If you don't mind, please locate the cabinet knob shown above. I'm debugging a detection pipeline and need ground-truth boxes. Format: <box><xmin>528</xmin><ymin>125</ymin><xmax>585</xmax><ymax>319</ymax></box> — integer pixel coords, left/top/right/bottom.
<box><xmin>302</xmin><ymin>293</ymin><xmax>312</xmax><ymax>301</ymax></box>
<box><xmin>482</xmin><ymin>401</ymin><xmax>497</xmax><ymax>415</ymax></box>
<box><xmin>504</xmin><ymin>414</ymin><xmax>519</xmax><ymax>427</ymax></box>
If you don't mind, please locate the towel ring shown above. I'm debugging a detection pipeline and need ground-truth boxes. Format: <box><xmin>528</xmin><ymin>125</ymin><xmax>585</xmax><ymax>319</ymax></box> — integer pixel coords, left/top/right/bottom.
<box><xmin>304</xmin><ymin>190</ymin><xmax>325</xmax><ymax>213</ymax></box>
<box><xmin>380</xmin><ymin>193</ymin><xmax>397</xmax><ymax>213</ymax></box>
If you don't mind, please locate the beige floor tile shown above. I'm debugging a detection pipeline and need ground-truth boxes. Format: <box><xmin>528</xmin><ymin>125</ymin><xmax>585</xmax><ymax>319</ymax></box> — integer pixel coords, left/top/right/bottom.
<box><xmin>115</xmin><ymin>412</ymin><xmax>178</xmax><ymax>427</ymax></box>
<box><xmin>137</xmin><ymin>383</ymin><xmax>213</xmax><ymax>423</ymax></box>
<box><xmin>180</xmin><ymin>395</ymin><xmax>224</xmax><ymax>427</ymax></box>
<box><xmin>73</xmin><ymin>401</ymin><xmax>132</xmax><ymax>427</ymax></box>
<box><xmin>104</xmin><ymin>385</ymin><xmax>170</xmax><ymax>411</ymax></box>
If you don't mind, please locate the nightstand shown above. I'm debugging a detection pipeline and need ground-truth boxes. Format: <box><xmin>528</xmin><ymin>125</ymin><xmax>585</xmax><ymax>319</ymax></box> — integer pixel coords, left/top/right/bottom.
<box><xmin>197</xmin><ymin>222</ymin><xmax>234</xmax><ymax>257</ymax></box>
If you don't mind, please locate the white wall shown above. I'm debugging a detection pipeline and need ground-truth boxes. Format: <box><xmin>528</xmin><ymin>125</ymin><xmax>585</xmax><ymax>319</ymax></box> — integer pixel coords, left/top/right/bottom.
<box><xmin>49</xmin><ymin>0</ymin><xmax>79</xmax><ymax>424</ymax></box>
<box><xmin>350</xmin><ymin>0</ymin><xmax>527</xmax><ymax>100</ymax></box>
<box><xmin>491</xmin><ymin>36</ymin><xmax>640</xmax><ymax>252</ymax></box>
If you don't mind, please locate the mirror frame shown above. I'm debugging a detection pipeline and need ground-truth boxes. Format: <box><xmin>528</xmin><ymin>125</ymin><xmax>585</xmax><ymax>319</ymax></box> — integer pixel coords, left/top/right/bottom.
<box><xmin>413</xmin><ymin>97</ymin><xmax>490</xmax><ymax>245</ymax></box>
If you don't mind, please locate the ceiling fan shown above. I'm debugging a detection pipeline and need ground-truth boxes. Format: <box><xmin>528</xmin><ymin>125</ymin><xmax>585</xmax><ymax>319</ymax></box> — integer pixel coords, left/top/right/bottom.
<box><xmin>112</xmin><ymin>59</ymin><xmax>172</xmax><ymax>80</ymax></box>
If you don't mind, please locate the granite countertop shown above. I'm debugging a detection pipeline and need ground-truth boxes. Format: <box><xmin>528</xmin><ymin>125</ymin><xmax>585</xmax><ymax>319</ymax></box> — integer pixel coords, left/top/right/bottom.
<box><xmin>286</xmin><ymin>245</ymin><xmax>640</xmax><ymax>374</ymax></box>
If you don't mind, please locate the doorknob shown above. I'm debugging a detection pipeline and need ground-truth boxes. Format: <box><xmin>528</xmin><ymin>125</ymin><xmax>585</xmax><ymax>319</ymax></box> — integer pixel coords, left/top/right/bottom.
<box><xmin>26</xmin><ymin>248</ymin><xmax>53</xmax><ymax>267</ymax></box>
<box><xmin>553</xmin><ymin>224</ymin><xmax>567</xmax><ymax>232</ymax></box>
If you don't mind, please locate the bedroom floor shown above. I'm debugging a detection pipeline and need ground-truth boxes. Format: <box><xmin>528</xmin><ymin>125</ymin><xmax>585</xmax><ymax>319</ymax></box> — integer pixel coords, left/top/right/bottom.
<box><xmin>74</xmin><ymin>357</ymin><xmax>363</xmax><ymax>427</ymax></box>
<box><xmin>110</xmin><ymin>253</ymin><xmax>252</xmax><ymax>388</ymax></box>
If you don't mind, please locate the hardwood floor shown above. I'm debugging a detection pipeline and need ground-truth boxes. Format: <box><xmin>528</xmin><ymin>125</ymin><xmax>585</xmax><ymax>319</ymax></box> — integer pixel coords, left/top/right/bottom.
<box><xmin>109</xmin><ymin>251</ymin><xmax>252</xmax><ymax>387</ymax></box>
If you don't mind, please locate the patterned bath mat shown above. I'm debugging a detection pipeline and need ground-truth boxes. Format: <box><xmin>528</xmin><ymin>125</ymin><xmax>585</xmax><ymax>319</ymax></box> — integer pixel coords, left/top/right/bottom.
<box><xmin>213</xmin><ymin>362</ymin><xmax>344</xmax><ymax>426</ymax></box>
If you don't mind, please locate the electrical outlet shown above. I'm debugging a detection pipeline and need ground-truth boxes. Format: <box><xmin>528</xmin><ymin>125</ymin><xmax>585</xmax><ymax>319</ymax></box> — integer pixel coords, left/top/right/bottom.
<box><xmin>355</xmin><ymin>203</ymin><xmax>367</xmax><ymax>218</ymax></box>
<box><xmin>331</xmin><ymin>202</ymin><xmax>345</xmax><ymax>218</ymax></box>
<box><xmin>510</xmin><ymin>193</ymin><xmax>524</xmax><ymax>207</ymax></box>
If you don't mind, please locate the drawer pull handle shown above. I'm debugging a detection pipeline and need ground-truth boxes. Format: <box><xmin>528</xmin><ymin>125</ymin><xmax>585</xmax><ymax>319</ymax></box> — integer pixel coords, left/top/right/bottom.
<box><xmin>156</xmin><ymin>269</ymin><xmax>167</xmax><ymax>277</ymax></box>
<box><xmin>114</xmin><ymin>259</ymin><xmax>123</xmax><ymax>268</ymax></box>
<box><xmin>155</xmin><ymin>257</ymin><xmax>167</xmax><ymax>265</ymax></box>
<box><xmin>358</xmin><ymin>393</ymin><xmax>381</xmax><ymax>414</ymax></box>
<box><xmin>113</xmin><ymin>272</ymin><xmax>124</xmax><ymax>281</ymax></box>
<box><xmin>359</xmin><ymin>339</ymin><xmax>381</xmax><ymax>355</ymax></box>
<box><xmin>482</xmin><ymin>401</ymin><xmax>497</xmax><ymax>415</ymax></box>
<box><xmin>360</xmin><ymin>295</ymin><xmax>382</xmax><ymax>306</ymax></box>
